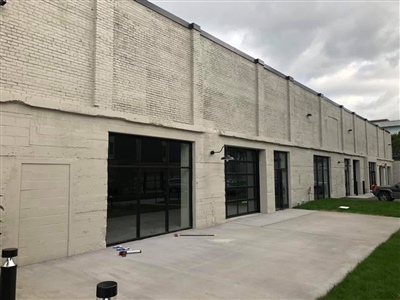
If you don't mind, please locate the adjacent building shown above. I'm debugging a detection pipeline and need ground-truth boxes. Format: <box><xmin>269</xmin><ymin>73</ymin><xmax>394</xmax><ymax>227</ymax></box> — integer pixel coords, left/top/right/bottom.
<box><xmin>0</xmin><ymin>0</ymin><xmax>393</xmax><ymax>265</ymax></box>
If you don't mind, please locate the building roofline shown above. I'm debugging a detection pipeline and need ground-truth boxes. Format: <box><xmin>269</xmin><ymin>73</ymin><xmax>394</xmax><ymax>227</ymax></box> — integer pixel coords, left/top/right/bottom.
<box><xmin>135</xmin><ymin>0</ymin><xmax>390</xmax><ymax>134</ymax></box>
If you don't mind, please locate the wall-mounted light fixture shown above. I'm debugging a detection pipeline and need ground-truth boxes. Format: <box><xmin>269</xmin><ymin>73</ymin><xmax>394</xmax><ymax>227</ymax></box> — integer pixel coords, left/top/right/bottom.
<box><xmin>348</xmin><ymin>129</ymin><xmax>353</xmax><ymax>133</ymax></box>
<box><xmin>338</xmin><ymin>161</ymin><xmax>342</xmax><ymax>164</ymax></box>
<box><xmin>388</xmin><ymin>143</ymin><xmax>391</xmax><ymax>146</ymax></box>
<box><xmin>221</xmin><ymin>155</ymin><xmax>235</xmax><ymax>162</ymax></box>
<box><xmin>306</xmin><ymin>113</ymin><xmax>312</xmax><ymax>118</ymax></box>
<box><xmin>210</xmin><ymin>146</ymin><xmax>235</xmax><ymax>162</ymax></box>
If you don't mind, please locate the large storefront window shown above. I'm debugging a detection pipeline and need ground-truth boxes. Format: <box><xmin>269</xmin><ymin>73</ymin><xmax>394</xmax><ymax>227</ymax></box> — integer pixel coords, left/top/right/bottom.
<box><xmin>107</xmin><ymin>133</ymin><xmax>192</xmax><ymax>245</ymax></box>
<box><xmin>314</xmin><ymin>156</ymin><xmax>330</xmax><ymax>199</ymax></box>
<box><xmin>225</xmin><ymin>147</ymin><xmax>260</xmax><ymax>218</ymax></box>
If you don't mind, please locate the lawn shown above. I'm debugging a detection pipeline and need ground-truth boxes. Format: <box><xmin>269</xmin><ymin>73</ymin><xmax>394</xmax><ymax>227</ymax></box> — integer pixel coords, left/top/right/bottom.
<box><xmin>318</xmin><ymin>229</ymin><xmax>400</xmax><ymax>300</ymax></box>
<box><xmin>296</xmin><ymin>198</ymin><xmax>400</xmax><ymax>299</ymax></box>
<box><xmin>295</xmin><ymin>198</ymin><xmax>400</xmax><ymax>218</ymax></box>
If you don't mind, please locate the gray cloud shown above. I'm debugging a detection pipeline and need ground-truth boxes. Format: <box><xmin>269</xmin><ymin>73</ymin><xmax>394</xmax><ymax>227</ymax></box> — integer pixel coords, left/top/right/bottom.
<box><xmin>152</xmin><ymin>0</ymin><xmax>400</xmax><ymax>120</ymax></box>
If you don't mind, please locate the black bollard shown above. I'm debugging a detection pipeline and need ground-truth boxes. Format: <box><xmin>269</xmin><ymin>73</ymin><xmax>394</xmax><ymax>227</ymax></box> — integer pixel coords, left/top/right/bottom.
<box><xmin>1</xmin><ymin>248</ymin><xmax>18</xmax><ymax>300</ymax></box>
<box><xmin>96</xmin><ymin>281</ymin><xmax>118</xmax><ymax>300</ymax></box>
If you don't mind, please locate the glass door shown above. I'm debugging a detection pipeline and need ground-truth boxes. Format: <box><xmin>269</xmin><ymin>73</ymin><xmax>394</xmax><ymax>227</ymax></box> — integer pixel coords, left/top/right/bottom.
<box><xmin>314</xmin><ymin>156</ymin><xmax>330</xmax><ymax>199</ymax></box>
<box><xmin>225</xmin><ymin>147</ymin><xmax>260</xmax><ymax>218</ymax></box>
<box><xmin>344</xmin><ymin>159</ymin><xmax>351</xmax><ymax>196</ymax></box>
<box><xmin>274</xmin><ymin>152</ymin><xmax>289</xmax><ymax>210</ymax></box>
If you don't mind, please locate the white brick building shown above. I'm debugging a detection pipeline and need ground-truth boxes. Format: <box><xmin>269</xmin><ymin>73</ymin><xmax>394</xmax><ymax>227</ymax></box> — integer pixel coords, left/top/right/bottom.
<box><xmin>0</xmin><ymin>0</ymin><xmax>393</xmax><ymax>265</ymax></box>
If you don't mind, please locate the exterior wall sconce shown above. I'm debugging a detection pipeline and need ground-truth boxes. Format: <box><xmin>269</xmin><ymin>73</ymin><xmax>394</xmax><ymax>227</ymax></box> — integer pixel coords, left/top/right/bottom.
<box><xmin>388</xmin><ymin>144</ymin><xmax>391</xmax><ymax>146</ymax></box>
<box><xmin>348</xmin><ymin>129</ymin><xmax>353</xmax><ymax>133</ymax></box>
<box><xmin>0</xmin><ymin>0</ymin><xmax>6</xmax><ymax>6</ymax></box>
<box><xmin>210</xmin><ymin>146</ymin><xmax>234</xmax><ymax>162</ymax></box>
<box><xmin>338</xmin><ymin>161</ymin><xmax>342</xmax><ymax>164</ymax></box>
<box><xmin>221</xmin><ymin>155</ymin><xmax>234</xmax><ymax>162</ymax></box>
<box><xmin>210</xmin><ymin>145</ymin><xmax>225</xmax><ymax>155</ymax></box>
<box><xmin>306</xmin><ymin>113</ymin><xmax>312</xmax><ymax>118</ymax></box>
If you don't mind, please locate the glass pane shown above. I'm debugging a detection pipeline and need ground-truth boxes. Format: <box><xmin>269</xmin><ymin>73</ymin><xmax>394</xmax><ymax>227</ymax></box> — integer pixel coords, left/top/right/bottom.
<box><xmin>279</xmin><ymin>153</ymin><xmax>286</xmax><ymax>168</ymax></box>
<box><xmin>109</xmin><ymin>134</ymin><xmax>137</xmax><ymax>165</ymax></box>
<box><xmin>141</xmin><ymin>138</ymin><xmax>167</xmax><ymax>165</ymax></box>
<box><xmin>281</xmin><ymin>170</ymin><xmax>288</xmax><ymax>205</ymax></box>
<box><xmin>226</xmin><ymin>189</ymin><xmax>237</xmax><ymax>201</ymax></box>
<box><xmin>247</xmin><ymin>163</ymin><xmax>254</xmax><ymax>173</ymax></box>
<box><xmin>169</xmin><ymin>142</ymin><xmax>190</xmax><ymax>168</ymax></box>
<box><xmin>248</xmin><ymin>188</ymin><xmax>255</xmax><ymax>199</ymax></box>
<box><xmin>237</xmin><ymin>175</ymin><xmax>247</xmax><ymax>187</ymax></box>
<box><xmin>247</xmin><ymin>175</ymin><xmax>255</xmax><ymax>187</ymax></box>
<box><xmin>237</xmin><ymin>188</ymin><xmax>247</xmax><ymax>200</ymax></box>
<box><xmin>323</xmin><ymin>169</ymin><xmax>330</xmax><ymax>198</ymax></box>
<box><xmin>237</xmin><ymin>162</ymin><xmax>247</xmax><ymax>174</ymax></box>
<box><xmin>107</xmin><ymin>167</ymin><xmax>138</xmax><ymax>244</ymax></box>
<box><xmin>168</xmin><ymin>168</ymin><xmax>190</xmax><ymax>231</ymax></box>
<box><xmin>239</xmin><ymin>201</ymin><xmax>248</xmax><ymax>214</ymax></box>
<box><xmin>227</xmin><ymin>202</ymin><xmax>237</xmax><ymax>217</ymax></box>
<box><xmin>226</xmin><ymin>175</ymin><xmax>237</xmax><ymax>188</ymax></box>
<box><xmin>140</xmin><ymin>168</ymin><xmax>167</xmax><ymax>237</ymax></box>
<box><xmin>248</xmin><ymin>200</ymin><xmax>255</xmax><ymax>212</ymax></box>
<box><xmin>247</xmin><ymin>150</ymin><xmax>255</xmax><ymax>161</ymax></box>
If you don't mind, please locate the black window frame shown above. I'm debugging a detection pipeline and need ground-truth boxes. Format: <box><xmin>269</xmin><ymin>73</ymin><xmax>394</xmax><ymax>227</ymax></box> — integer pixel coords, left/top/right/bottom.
<box><xmin>225</xmin><ymin>146</ymin><xmax>260</xmax><ymax>218</ymax></box>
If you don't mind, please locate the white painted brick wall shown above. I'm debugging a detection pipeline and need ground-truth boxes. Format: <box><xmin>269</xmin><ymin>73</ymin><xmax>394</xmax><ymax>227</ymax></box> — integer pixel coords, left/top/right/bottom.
<box><xmin>355</xmin><ymin>117</ymin><xmax>367</xmax><ymax>155</ymax></box>
<box><xmin>261</xmin><ymin>71</ymin><xmax>289</xmax><ymax>141</ymax></box>
<box><xmin>202</xmin><ymin>38</ymin><xmax>257</xmax><ymax>135</ymax></box>
<box><xmin>322</xmin><ymin>100</ymin><xmax>341</xmax><ymax>151</ymax></box>
<box><xmin>290</xmin><ymin>85</ymin><xmax>320</xmax><ymax>147</ymax></box>
<box><xmin>0</xmin><ymin>0</ymin><xmax>95</xmax><ymax>106</ymax></box>
<box><xmin>112</xmin><ymin>0</ymin><xmax>192</xmax><ymax>124</ymax></box>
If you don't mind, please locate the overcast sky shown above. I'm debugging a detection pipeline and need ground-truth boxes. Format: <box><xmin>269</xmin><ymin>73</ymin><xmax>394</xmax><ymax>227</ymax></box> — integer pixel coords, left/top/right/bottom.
<box><xmin>151</xmin><ymin>0</ymin><xmax>400</xmax><ymax>121</ymax></box>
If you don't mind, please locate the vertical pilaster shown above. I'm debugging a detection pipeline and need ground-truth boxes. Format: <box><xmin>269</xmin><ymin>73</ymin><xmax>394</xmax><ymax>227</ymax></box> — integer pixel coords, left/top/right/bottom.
<box><xmin>376</xmin><ymin>125</ymin><xmax>380</xmax><ymax>157</ymax></box>
<box><xmin>93</xmin><ymin>0</ymin><xmax>115</xmax><ymax>109</ymax></box>
<box><xmin>286</xmin><ymin>76</ymin><xmax>294</xmax><ymax>142</ymax></box>
<box><xmin>383</xmin><ymin>130</ymin><xmax>387</xmax><ymax>158</ymax></box>
<box><xmin>255</xmin><ymin>59</ymin><xmax>264</xmax><ymax>137</ymax></box>
<box><xmin>352</xmin><ymin>112</ymin><xmax>357</xmax><ymax>153</ymax></box>
<box><xmin>365</xmin><ymin>119</ymin><xmax>369</xmax><ymax>156</ymax></box>
<box><xmin>189</xmin><ymin>23</ymin><xmax>203</xmax><ymax>127</ymax></box>
<box><xmin>340</xmin><ymin>106</ymin><xmax>344</xmax><ymax>152</ymax></box>
<box><xmin>318</xmin><ymin>93</ymin><xmax>323</xmax><ymax>148</ymax></box>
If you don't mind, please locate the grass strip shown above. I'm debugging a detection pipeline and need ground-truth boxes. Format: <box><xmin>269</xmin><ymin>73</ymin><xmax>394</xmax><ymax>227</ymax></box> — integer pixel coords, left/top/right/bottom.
<box><xmin>318</xmin><ymin>229</ymin><xmax>400</xmax><ymax>300</ymax></box>
<box><xmin>294</xmin><ymin>198</ymin><xmax>400</xmax><ymax>218</ymax></box>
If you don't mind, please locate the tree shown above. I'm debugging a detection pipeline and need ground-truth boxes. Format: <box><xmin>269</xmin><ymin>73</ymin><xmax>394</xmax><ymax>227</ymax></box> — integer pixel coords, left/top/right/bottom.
<box><xmin>392</xmin><ymin>133</ymin><xmax>400</xmax><ymax>160</ymax></box>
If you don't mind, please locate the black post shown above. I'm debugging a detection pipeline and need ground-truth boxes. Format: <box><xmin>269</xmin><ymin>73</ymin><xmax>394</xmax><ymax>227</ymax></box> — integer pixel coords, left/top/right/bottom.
<box><xmin>96</xmin><ymin>281</ymin><xmax>118</xmax><ymax>300</ymax></box>
<box><xmin>1</xmin><ymin>248</ymin><xmax>18</xmax><ymax>300</ymax></box>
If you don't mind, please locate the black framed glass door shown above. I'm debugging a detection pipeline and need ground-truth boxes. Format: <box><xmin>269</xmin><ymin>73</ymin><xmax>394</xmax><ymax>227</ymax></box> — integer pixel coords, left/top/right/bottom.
<box><xmin>274</xmin><ymin>151</ymin><xmax>289</xmax><ymax>210</ymax></box>
<box><xmin>344</xmin><ymin>159</ymin><xmax>351</xmax><ymax>196</ymax></box>
<box><xmin>369</xmin><ymin>162</ymin><xmax>376</xmax><ymax>190</ymax></box>
<box><xmin>107</xmin><ymin>133</ymin><xmax>192</xmax><ymax>245</ymax></box>
<box><xmin>225</xmin><ymin>147</ymin><xmax>260</xmax><ymax>218</ymax></box>
<box><xmin>314</xmin><ymin>156</ymin><xmax>330</xmax><ymax>199</ymax></box>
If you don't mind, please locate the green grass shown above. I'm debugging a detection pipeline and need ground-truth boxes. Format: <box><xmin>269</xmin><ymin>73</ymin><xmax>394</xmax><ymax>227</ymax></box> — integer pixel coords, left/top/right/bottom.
<box><xmin>318</xmin><ymin>229</ymin><xmax>400</xmax><ymax>300</ymax></box>
<box><xmin>295</xmin><ymin>198</ymin><xmax>400</xmax><ymax>218</ymax></box>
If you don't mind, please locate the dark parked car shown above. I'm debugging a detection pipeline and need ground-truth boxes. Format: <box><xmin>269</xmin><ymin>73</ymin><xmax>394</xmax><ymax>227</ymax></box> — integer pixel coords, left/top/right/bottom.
<box><xmin>372</xmin><ymin>182</ymin><xmax>400</xmax><ymax>201</ymax></box>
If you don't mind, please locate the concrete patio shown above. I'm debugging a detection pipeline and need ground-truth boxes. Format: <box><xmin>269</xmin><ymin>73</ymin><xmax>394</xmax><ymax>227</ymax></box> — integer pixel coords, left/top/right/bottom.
<box><xmin>16</xmin><ymin>209</ymin><xmax>400</xmax><ymax>299</ymax></box>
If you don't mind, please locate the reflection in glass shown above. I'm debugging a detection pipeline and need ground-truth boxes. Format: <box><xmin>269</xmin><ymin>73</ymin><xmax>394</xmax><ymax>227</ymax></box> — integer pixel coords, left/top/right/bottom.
<box><xmin>314</xmin><ymin>156</ymin><xmax>330</xmax><ymax>200</ymax></box>
<box><xmin>106</xmin><ymin>167</ymin><xmax>138</xmax><ymax>244</ymax></box>
<box><xmin>140</xmin><ymin>168</ymin><xmax>166</xmax><ymax>238</ymax></box>
<box><xmin>225</xmin><ymin>147</ymin><xmax>259</xmax><ymax>218</ymax></box>
<box><xmin>168</xmin><ymin>168</ymin><xmax>190</xmax><ymax>231</ymax></box>
<box><xmin>107</xmin><ymin>133</ymin><xmax>192</xmax><ymax>245</ymax></box>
